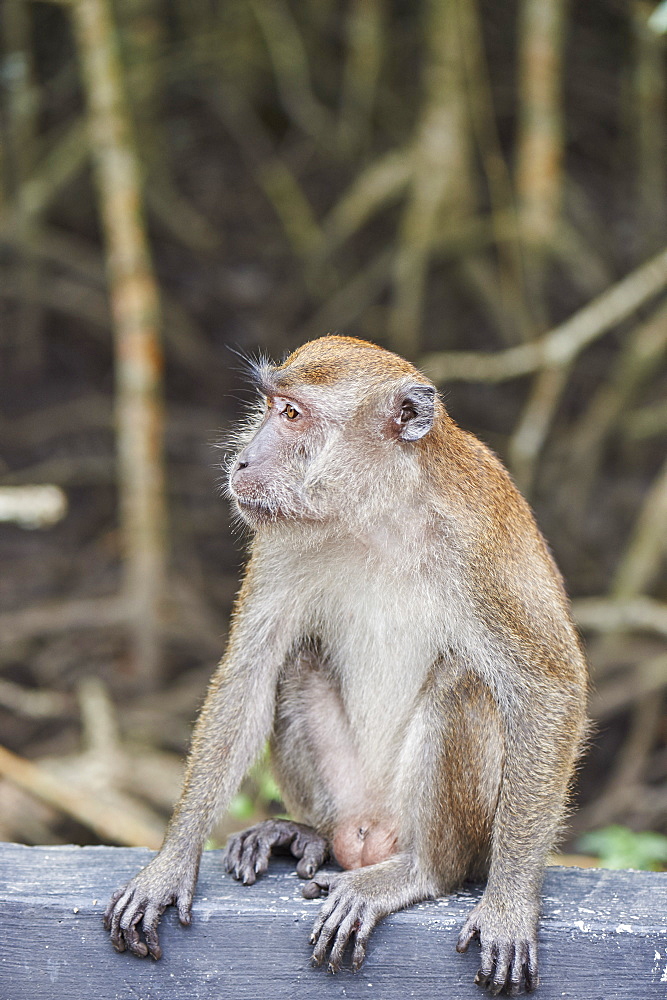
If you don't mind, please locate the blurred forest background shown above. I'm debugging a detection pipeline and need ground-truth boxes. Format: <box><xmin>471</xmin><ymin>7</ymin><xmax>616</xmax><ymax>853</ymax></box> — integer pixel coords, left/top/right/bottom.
<box><xmin>0</xmin><ymin>0</ymin><xmax>666</xmax><ymax>867</ymax></box>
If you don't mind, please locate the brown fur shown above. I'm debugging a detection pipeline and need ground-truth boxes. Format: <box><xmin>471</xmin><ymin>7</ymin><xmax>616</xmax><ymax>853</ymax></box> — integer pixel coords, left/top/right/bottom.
<box><xmin>105</xmin><ymin>336</ymin><xmax>588</xmax><ymax>994</ymax></box>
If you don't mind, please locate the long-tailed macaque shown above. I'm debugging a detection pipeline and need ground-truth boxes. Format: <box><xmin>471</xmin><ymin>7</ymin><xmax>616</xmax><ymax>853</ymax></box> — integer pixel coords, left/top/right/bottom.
<box><xmin>105</xmin><ymin>336</ymin><xmax>588</xmax><ymax>995</ymax></box>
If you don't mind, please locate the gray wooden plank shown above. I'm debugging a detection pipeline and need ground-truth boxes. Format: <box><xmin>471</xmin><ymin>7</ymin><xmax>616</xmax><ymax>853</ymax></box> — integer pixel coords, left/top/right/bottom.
<box><xmin>1</xmin><ymin>842</ymin><xmax>666</xmax><ymax>999</ymax></box>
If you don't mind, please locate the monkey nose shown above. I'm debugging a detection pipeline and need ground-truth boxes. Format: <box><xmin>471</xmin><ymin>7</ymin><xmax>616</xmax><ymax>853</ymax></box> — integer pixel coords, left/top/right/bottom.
<box><xmin>234</xmin><ymin>447</ymin><xmax>253</xmax><ymax>472</ymax></box>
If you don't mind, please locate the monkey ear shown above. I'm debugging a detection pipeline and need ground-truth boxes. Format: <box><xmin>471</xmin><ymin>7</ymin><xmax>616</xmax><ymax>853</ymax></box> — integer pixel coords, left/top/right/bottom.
<box><xmin>394</xmin><ymin>384</ymin><xmax>436</xmax><ymax>441</ymax></box>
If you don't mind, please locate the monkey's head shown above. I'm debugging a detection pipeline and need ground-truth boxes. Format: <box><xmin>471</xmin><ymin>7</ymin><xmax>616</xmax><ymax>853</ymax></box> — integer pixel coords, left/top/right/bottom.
<box><xmin>227</xmin><ymin>336</ymin><xmax>441</xmax><ymax>530</ymax></box>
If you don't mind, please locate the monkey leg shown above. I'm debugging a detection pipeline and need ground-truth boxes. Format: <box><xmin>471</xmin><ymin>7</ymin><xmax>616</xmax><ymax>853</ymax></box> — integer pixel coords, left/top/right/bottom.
<box><xmin>401</xmin><ymin>668</ymin><xmax>541</xmax><ymax>996</ymax></box>
<box><xmin>303</xmin><ymin>855</ymin><xmax>433</xmax><ymax>973</ymax></box>
<box><xmin>224</xmin><ymin>818</ymin><xmax>329</xmax><ymax>884</ymax></box>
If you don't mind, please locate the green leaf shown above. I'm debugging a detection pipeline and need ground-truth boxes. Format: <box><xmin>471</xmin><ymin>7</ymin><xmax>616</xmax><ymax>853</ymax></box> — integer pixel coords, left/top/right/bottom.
<box><xmin>228</xmin><ymin>791</ymin><xmax>256</xmax><ymax>821</ymax></box>
<box><xmin>578</xmin><ymin>825</ymin><xmax>667</xmax><ymax>871</ymax></box>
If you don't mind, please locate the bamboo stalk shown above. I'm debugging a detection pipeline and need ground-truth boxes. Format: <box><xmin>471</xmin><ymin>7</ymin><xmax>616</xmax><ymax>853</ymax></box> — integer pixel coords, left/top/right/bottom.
<box><xmin>71</xmin><ymin>0</ymin><xmax>168</xmax><ymax>688</ymax></box>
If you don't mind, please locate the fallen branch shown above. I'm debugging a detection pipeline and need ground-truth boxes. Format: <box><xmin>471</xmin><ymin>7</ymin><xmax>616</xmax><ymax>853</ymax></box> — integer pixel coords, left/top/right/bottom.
<box><xmin>0</xmin><ymin>744</ymin><xmax>162</xmax><ymax>848</ymax></box>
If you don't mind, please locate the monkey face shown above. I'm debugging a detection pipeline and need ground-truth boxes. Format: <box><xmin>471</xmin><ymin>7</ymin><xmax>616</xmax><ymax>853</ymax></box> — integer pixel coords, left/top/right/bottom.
<box><xmin>229</xmin><ymin>392</ymin><xmax>320</xmax><ymax>525</ymax></box>
<box><xmin>227</xmin><ymin>336</ymin><xmax>437</xmax><ymax>528</ymax></box>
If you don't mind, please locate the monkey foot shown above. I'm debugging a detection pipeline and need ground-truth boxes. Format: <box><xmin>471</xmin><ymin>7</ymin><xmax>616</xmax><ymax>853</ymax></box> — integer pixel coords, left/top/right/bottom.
<box><xmin>224</xmin><ymin>818</ymin><xmax>329</xmax><ymax>884</ymax></box>
<box><xmin>456</xmin><ymin>900</ymin><xmax>539</xmax><ymax>996</ymax></box>
<box><xmin>304</xmin><ymin>870</ymin><xmax>381</xmax><ymax>973</ymax></box>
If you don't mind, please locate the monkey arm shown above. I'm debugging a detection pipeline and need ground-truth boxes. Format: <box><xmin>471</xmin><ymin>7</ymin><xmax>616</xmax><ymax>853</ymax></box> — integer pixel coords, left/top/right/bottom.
<box><xmin>105</xmin><ymin>567</ymin><xmax>299</xmax><ymax>958</ymax></box>
<box><xmin>457</xmin><ymin>669</ymin><xmax>586</xmax><ymax>995</ymax></box>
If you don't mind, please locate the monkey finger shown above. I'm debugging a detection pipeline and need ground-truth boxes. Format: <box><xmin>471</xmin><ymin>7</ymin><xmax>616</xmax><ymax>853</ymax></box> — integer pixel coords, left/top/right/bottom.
<box><xmin>119</xmin><ymin>903</ymin><xmax>148</xmax><ymax>958</ymax></box>
<box><xmin>141</xmin><ymin>906</ymin><xmax>162</xmax><ymax>960</ymax></box>
<box><xmin>474</xmin><ymin>940</ymin><xmax>497</xmax><ymax>988</ymax></box>
<box><xmin>508</xmin><ymin>941</ymin><xmax>527</xmax><ymax>997</ymax></box>
<box><xmin>351</xmin><ymin>911</ymin><xmax>377</xmax><ymax>971</ymax></box>
<box><xmin>303</xmin><ymin>880</ymin><xmax>325</xmax><ymax>899</ymax></box>
<box><xmin>104</xmin><ymin>886</ymin><xmax>127</xmax><ymax>929</ymax></box>
<box><xmin>474</xmin><ymin>968</ymin><xmax>491</xmax><ymax>988</ymax></box>
<box><xmin>109</xmin><ymin>888</ymin><xmax>134</xmax><ymax>951</ymax></box>
<box><xmin>177</xmin><ymin>891</ymin><xmax>193</xmax><ymax>926</ymax></box>
<box><xmin>303</xmin><ymin>871</ymin><xmax>335</xmax><ymax>900</ymax></box>
<box><xmin>252</xmin><ymin>836</ymin><xmax>274</xmax><ymax>876</ymax></box>
<box><xmin>525</xmin><ymin>941</ymin><xmax>539</xmax><ymax>992</ymax></box>
<box><xmin>489</xmin><ymin>942</ymin><xmax>512</xmax><ymax>995</ymax></box>
<box><xmin>309</xmin><ymin>886</ymin><xmax>341</xmax><ymax>944</ymax></box>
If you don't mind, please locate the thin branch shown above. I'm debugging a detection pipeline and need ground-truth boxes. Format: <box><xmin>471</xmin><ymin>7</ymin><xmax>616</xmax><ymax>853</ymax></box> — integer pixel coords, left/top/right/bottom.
<box><xmin>624</xmin><ymin>399</ymin><xmax>667</xmax><ymax>440</ymax></box>
<box><xmin>421</xmin><ymin>246</ymin><xmax>667</xmax><ymax>382</ymax></box>
<box><xmin>456</xmin><ymin>0</ymin><xmax>530</xmax><ymax>343</ymax></box>
<box><xmin>633</xmin><ymin>1</ymin><xmax>667</xmax><ymax>253</ymax></box>
<box><xmin>206</xmin><ymin>86</ymin><xmax>324</xmax><ymax>264</ymax></box>
<box><xmin>0</xmin><ymin>596</ymin><xmax>129</xmax><ymax>646</ymax></box>
<box><xmin>249</xmin><ymin>0</ymin><xmax>332</xmax><ymax>142</ymax></box>
<box><xmin>320</xmin><ymin>148</ymin><xmax>412</xmax><ymax>258</ymax></box>
<box><xmin>591</xmin><ymin>653</ymin><xmax>667</xmax><ymax>720</ymax></box>
<box><xmin>613</xmin><ymin>457</ymin><xmax>667</xmax><ymax>598</ymax></box>
<box><xmin>508</xmin><ymin>362</ymin><xmax>572</xmax><ymax>494</ymax></box>
<box><xmin>0</xmin><ymin>680</ymin><xmax>70</xmax><ymax>719</ymax></box>
<box><xmin>0</xmin><ymin>119</ymin><xmax>88</xmax><ymax>237</ymax></box>
<box><xmin>572</xmin><ymin>596</ymin><xmax>667</xmax><ymax>638</ymax></box>
<box><xmin>569</xmin><ymin>298</ymin><xmax>667</xmax><ymax>478</ymax></box>
<box><xmin>0</xmin><ymin>485</ymin><xmax>67</xmax><ymax>527</ymax></box>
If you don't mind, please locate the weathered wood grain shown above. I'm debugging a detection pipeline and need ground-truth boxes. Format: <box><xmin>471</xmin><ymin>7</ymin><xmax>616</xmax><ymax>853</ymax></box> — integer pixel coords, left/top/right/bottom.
<box><xmin>0</xmin><ymin>842</ymin><xmax>666</xmax><ymax>999</ymax></box>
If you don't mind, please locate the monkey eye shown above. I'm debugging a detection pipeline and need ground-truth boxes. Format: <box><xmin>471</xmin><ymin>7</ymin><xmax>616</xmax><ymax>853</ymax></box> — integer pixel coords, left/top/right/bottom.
<box><xmin>284</xmin><ymin>403</ymin><xmax>299</xmax><ymax>420</ymax></box>
<box><xmin>400</xmin><ymin>404</ymin><xmax>417</xmax><ymax>423</ymax></box>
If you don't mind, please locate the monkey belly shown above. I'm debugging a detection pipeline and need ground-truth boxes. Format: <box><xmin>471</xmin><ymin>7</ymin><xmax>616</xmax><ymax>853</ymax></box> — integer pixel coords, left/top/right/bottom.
<box><xmin>332</xmin><ymin>820</ymin><xmax>398</xmax><ymax>869</ymax></box>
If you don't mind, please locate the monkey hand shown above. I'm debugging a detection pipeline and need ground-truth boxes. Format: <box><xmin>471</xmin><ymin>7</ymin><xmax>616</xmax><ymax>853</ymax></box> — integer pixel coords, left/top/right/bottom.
<box><xmin>303</xmin><ymin>870</ymin><xmax>386</xmax><ymax>973</ymax></box>
<box><xmin>224</xmin><ymin>818</ymin><xmax>329</xmax><ymax>884</ymax></box>
<box><xmin>456</xmin><ymin>897</ymin><xmax>539</xmax><ymax>996</ymax></box>
<box><xmin>104</xmin><ymin>849</ymin><xmax>199</xmax><ymax>959</ymax></box>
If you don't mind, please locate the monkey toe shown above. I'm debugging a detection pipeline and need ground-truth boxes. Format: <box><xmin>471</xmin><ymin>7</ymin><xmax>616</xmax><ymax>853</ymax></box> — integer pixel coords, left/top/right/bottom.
<box><xmin>295</xmin><ymin>841</ymin><xmax>328</xmax><ymax>879</ymax></box>
<box><xmin>304</xmin><ymin>870</ymin><xmax>337</xmax><ymax>901</ymax></box>
<box><xmin>223</xmin><ymin>833</ymin><xmax>244</xmax><ymax>874</ymax></box>
<box><xmin>224</xmin><ymin>820</ymin><xmax>328</xmax><ymax>883</ymax></box>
